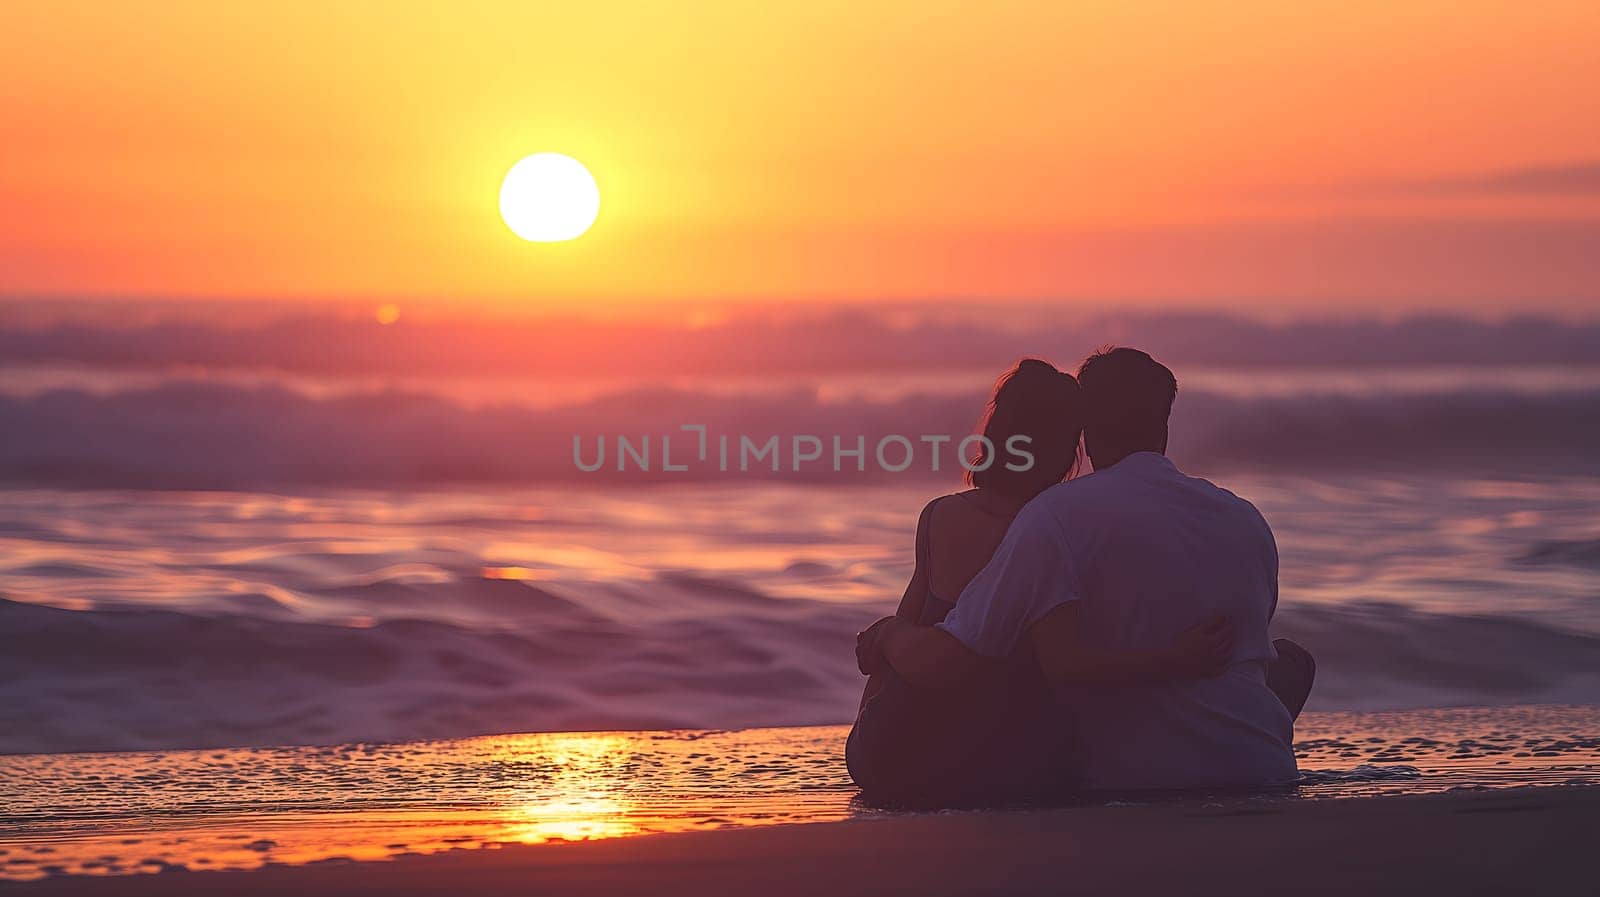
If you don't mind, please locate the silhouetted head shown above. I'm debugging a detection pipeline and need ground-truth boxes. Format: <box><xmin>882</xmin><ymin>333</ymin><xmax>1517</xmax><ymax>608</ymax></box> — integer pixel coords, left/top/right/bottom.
<box><xmin>1076</xmin><ymin>347</ymin><xmax>1177</xmax><ymax>471</ymax></box>
<box><xmin>966</xmin><ymin>358</ymin><xmax>1083</xmax><ymax>499</ymax></box>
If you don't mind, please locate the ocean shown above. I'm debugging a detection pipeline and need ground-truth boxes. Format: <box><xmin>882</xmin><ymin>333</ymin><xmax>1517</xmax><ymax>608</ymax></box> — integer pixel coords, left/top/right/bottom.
<box><xmin>2</xmin><ymin>362</ymin><xmax>1598</xmax><ymax>754</ymax></box>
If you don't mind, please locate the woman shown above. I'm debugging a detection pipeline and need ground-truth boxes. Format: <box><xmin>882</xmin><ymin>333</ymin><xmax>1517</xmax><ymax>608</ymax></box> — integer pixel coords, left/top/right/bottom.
<box><xmin>847</xmin><ymin>359</ymin><xmax>1231</xmax><ymax>806</ymax></box>
<box><xmin>895</xmin><ymin>358</ymin><xmax>1082</xmax><ymax>632</ymax></box>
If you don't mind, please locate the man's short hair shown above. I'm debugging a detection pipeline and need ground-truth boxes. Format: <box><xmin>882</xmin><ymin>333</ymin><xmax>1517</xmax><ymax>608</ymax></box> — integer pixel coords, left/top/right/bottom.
<box><xmin>1076</xmin><ymin>347</ymin><xmax>1177</xmax><ymax>445</ymax></box>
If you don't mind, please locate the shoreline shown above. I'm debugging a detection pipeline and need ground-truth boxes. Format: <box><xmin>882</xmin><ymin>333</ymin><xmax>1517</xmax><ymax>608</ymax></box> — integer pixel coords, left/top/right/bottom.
<box><xmin>11</xmin><ymin>786</ymin><xmax>1598</xmax><ymax>896</ymax></box>
<box><xmin>5</xmin><ymin>706</ymin><xmax>1599</xmax><ymax>884</ymax></box>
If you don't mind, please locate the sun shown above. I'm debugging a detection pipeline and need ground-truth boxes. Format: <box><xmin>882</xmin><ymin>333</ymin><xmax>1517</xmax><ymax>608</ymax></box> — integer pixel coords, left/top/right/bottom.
<box><xmin>498</xmin><ymin>153</ymin><xmax>601</xmax><ymax>242</ymax></box>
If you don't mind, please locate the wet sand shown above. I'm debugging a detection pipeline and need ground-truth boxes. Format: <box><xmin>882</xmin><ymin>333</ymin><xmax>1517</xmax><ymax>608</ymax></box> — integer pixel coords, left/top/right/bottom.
<box><xmin>6</xmin><ymin>707</ymin><xmax>1599</xmax><ymax>882</ymax></box>
<box><xmin>11</xmin><ymin>786</ymin><xmax>1597</xmax><ymax>897</ymax></box>
<box><xmin>5</xmin><ymin>707</ymin><xmax>1600</xmax><ymax>888</ymax></box>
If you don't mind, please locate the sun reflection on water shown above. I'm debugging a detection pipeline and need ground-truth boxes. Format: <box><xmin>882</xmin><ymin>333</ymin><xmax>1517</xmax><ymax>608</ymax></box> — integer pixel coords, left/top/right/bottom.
<box><xmin>506</xmin><ymin>798</ymin><xmax>641</xmax><ymax>843</ymax></box>
<box><xmin>0</xmin><ymin>727</ymin><xmax>859</xmax><ymax>881</ymax></box>
<box><xmin>500</xmin><ymin>734</ymin><xmax>643</xmax><ymax>843</ymax></box>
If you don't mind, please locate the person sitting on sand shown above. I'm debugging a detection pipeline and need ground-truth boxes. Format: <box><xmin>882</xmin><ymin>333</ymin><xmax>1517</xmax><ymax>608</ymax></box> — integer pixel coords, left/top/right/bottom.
<box><xmin>850</xmin><ymin>348</ymin><xmax>1315</xmax><ymax>805</ymax></box>
<box><xmin>848</xmin><ymin>357</ymin><xmax>1241</xmax><ymax>806</ymax></box>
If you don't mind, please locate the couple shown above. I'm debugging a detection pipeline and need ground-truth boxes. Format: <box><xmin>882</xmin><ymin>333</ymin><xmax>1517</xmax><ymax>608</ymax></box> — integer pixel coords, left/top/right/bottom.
<box><xmin>848</xmin><ymin>348</ymin><xmax>1315</xmax><ymax>806</ymax></box>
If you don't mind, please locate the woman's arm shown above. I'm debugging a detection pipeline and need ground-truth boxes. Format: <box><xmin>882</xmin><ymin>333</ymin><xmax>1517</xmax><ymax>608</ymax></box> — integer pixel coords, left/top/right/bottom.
<box><xmin>1029</xmin><ymin>603</ymin><xmax>1235</xmax><ymax>684</ymax></box>
<box><xmin>874</xmin><ymin>616</ymin><xmax>985</xmax><ymax>688</ymax></box>
<box><xmin>859</xmin><ymin>500</ymin><xmax>940</xmax><ymax>710</ymax></box>
<box><xmin>891</xmin><ymin>499</ymin><xmax>939</xmax><ymax>623</ymax></box>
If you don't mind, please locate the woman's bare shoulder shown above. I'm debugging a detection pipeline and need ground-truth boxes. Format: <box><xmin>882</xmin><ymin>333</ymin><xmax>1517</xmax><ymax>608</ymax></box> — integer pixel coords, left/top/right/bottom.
<box><xmin>925</xmin><ymin>489</ymin><xmax>1016</xmax><ymax>535</ymax></box>
<box><xmin>921</xmin><ymin>490</ymin><xmax>1019</xmax><ymax>597</ymax></box>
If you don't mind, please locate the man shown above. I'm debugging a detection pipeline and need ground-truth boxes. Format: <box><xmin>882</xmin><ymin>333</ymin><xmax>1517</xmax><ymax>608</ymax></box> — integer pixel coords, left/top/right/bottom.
<box><xmin>857</xmin><ymin>348</ymin><xmax>1312</xmax><ymax>794</ymax></box>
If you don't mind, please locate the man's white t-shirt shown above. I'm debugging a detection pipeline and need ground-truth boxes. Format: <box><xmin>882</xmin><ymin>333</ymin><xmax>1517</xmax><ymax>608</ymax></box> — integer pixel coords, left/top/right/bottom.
<box><xmin>938</xmin><ymin>452</ymin><xmax>1298</xmax><ymax>791</ymax></box>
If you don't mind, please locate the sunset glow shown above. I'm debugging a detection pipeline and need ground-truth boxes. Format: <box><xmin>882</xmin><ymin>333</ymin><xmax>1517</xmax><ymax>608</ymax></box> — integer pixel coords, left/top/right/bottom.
<box><xmin>2</xmin><ymin>1</ymin><xmax>1597</xmax><ymax>313</ymax></box>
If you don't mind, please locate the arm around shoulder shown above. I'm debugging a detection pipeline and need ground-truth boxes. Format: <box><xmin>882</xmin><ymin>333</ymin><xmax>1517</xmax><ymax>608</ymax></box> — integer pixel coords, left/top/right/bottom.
<box><xmin>1029</xmin><ymin>603</ymin><xmax>1237</xmax><ymax>684</ymax></box>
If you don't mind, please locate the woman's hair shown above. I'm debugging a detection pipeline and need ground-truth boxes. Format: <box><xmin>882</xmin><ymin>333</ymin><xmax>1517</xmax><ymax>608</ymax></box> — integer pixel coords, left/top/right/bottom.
<box><xmin>965</xmin><ymin>358</ymin><xmax>1083</xmax><ymax>498</ymax></box>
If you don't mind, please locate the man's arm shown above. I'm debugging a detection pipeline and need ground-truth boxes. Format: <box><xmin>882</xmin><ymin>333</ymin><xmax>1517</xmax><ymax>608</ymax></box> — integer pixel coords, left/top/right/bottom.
<box><xmin>883</xmin><ymin>501</ymin><xmax>1069</xmax><ymax>683</ymax></box>
<box><xmin>1028</xmin><ymin>603</ymin><xmax>1234</xmax><ymax>684</ymax></box>
<box><xmin>865</xmin><ymin>600</ymin><xmax>1233</xmax><ymax>690</ymax></box>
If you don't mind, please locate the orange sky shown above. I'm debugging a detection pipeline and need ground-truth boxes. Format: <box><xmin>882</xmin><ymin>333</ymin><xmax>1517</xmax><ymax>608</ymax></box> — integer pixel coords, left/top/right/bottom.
<box><xmin>3</xmin><ymin>1</ymin><xmax>1598</xmax><ymax>315</ymax></box>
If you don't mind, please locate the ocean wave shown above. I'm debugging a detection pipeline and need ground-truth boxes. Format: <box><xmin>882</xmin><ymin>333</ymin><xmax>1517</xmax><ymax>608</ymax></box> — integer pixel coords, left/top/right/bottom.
<box><xmin>0</xmin><ymin>380</ymin><xmax>1594</xmax><ymax>488</ymax></box>
<box><xmin>1295</xmin><ymin>764</ymin><xmax>1422</xmax><ymax>784</ymax></box>
<box><xmin>4</xmin><ymin>595</ymin><xmax>1598</xmax><ymax>754</ymax></box>
<box><xmin>1271</xmin><ymin>602</ymin><xmax>1600</xmax><ymax>711</ymax></box>
<box><xmin>0</xmin><ymin>585</ymin><xmax>878</xmax><ymax>754</ymax></box>
<box><xmin>1515</xmin><ymin>539</ymin><xmax>1600</xmax><ymax>570</ymax></box>
<box><xmin>3</xmin><ymin>309</ymin><xmax>1598</xmax><ymax>375</ymax></box>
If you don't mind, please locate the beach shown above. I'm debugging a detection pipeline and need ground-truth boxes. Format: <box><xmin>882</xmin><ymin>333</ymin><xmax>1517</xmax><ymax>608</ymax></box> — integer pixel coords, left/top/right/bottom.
<box><xmin>4</xmin><ymin>706</ymin><xmax>1598</xmax><ymax>892</ymax></box>
<box><xmin>8</xmin><ymin>787</ymin><xmax>1597</xmax><ymax>896</ymax></box>
<box><xmin>3</xmin><ymin>471</ymin><xmax>1599</xmax><ymax>892</ymax></box>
